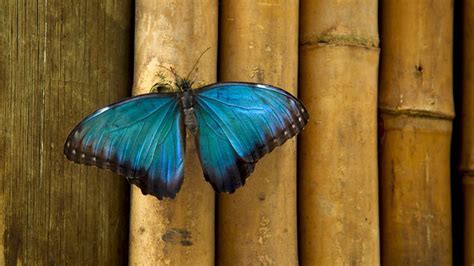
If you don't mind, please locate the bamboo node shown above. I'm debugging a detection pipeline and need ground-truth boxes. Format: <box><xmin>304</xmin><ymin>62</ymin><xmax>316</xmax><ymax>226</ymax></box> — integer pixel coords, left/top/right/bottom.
<box><xmin>300</xmin><ymin>26</ymin><xmax>379</xmax><ymax>49</ymax></box>
<box><xmin>378</xmin><ymin>107</ymin><xmax>455</xmax><ymax>120</ymax></box>
<box><xmin>318</xmin><ymin>34</ymin><xmax>377</xmax><ymax>47</ymax></box>
<box><xmin>463</xmin><ymin>175</ymin><xmax>474</xmax><ymax>185</ymax></box>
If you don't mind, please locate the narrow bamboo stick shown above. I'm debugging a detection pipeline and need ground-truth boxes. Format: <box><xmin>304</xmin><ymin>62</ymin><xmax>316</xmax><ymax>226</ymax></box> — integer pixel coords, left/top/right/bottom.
<box><xmin>298</xmin><ymin>0</ymin><xmax>380</xmax><ymax>265</ymax></box>
<box><xmin>461</xmin><ymin>0</ymin><xmax>474</xmax><ymax>264</ymax></box>
<box><xmin>217</xmin><ymin>1</ymin><xmax>299</xmax><ymax>264</ymax></box>
<box><xmin>379</xmin><ymin>0</ymin><xmax>454</xmax><ymax>264</ymax></box>
<box><xmin>0</xmin><ymin>0</ymin><xmax>132</xmax><ymax>264</ymax></box>
<box><xmin>129</xmin><ymin>1</ymin><xmax>217</xmax><ymax>265</ymax></box>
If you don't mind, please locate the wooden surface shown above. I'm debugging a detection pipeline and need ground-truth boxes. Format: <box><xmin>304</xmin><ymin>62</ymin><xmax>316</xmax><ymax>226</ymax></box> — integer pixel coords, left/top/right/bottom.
<box><xmin>217</xmin><ymin>1</ymin><xmax>299</xmax><ymax>264</ymax></box>
<box><xmin>0</xmin><ymin>0</ymin><xmax>132</xmax><ymax>264</ymax></box>
<box><xmin>461</xmin><ymin>0</ymin><xmax>474</xmax><ymax>264</ymax></box>
<box><xmin>379</xmin><ymin>0</ymin><xmax>454</xmax><ymax>264</ymax></box>
<box><xmin>0</xmin><ymin>0</ymin><xmax>465</xmax><ymax>264</ymax></box>
<box><xmin>298</xmin><ymin>0</ymin><xmax>380</xmax><ymax>265</ymax></box>
<box><xmin>128</xmin><ymin>1</ymin><xmax>217</xmax><ymax>265</ymax></box>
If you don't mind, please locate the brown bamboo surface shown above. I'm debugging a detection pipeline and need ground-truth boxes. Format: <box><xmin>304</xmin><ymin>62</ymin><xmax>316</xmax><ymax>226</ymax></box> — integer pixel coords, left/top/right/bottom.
<box><xmin>298</xmin><ymin>0</ymin><xmax>380</xmax><ymax>265</ymax></box>
<box><xmin>461</xmin><ymin>0</ymin><xmax>474</xmax><ymax>264</ymax></box>
<box><xmin>379</xmin><ymin>0</ymin><xmax>454</xmax><ymax>264</ymax></box>
<box><xmin>128</xmin><ymin>1</ymin><xmax>217</xmax><ymax>265</ymax></box>
<box><xmin>217</xmin><ymin>1</ymin><xmax>299</xmax><ymax>264</ymax></box>
<box><xmin>0</xmin><ymin>0</ymin><xmax>132</xmax><ymax>264</ymax></box>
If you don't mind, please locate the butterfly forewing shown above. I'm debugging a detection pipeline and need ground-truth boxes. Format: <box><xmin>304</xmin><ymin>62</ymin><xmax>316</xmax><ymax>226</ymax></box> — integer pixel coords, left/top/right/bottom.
<box><xmin>64</xmin><ymin>93</ymin><xmax>185</xmax><ymax>199</ymax></box>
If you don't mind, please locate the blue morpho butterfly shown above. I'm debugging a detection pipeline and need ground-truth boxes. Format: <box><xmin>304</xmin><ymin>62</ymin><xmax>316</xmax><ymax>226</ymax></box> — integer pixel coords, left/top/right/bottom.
<box><xmin>64</xmin><ymin>53</ymin><xmax>309</xmax><ymax>200</ymax></box>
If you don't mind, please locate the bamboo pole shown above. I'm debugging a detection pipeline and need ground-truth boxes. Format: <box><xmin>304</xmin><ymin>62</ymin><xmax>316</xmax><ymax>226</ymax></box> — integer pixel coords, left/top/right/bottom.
<box><xmin>461</xmin><ymin>0</ymin><xmax>474</xmax><ymax>264</ymax></box>
<box><xmin>0</xmin><ymin>0</ymin><xmax>132</xmax><ymax>264</ymax></box>
<box><xmin>217</xmin><ymin>1</ymin><xmax>299</xmax><ymax>264</ymax></box>
<box><xmin>128</xmin><ymin>1</ymin><xmax>217</xmax><ymax>265</ymax></box>
<box><xmin>379</xmin><ymin>0</ymin><xmax>454</xmax><ymax>264</ymax></box>
<box><xmin>298</xmin><ymin>0</ymin><xmax>380</xmax><ymax>265</ymax></box>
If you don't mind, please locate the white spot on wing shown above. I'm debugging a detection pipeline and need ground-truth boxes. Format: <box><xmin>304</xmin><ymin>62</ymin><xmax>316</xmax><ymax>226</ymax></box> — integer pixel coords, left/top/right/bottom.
<box><xmin>94</xmin><ymin>106</ymin><xmax>110</xmax><ymax>116</ymax></box>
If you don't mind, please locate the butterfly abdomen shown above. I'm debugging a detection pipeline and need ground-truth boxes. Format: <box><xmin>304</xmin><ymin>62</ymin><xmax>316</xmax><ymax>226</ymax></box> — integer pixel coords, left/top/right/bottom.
<box><xmin>183</xmin><ymin>108</ymin><xmax>198</xmax><ymax>135</ymax></box>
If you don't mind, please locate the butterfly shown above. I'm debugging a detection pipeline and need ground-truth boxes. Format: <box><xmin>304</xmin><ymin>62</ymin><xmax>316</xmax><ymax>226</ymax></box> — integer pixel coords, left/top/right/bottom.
<box><xmin>64</xmin><ymin>69</ymin><xmax>308</xmax><ymax>200</ymax></box>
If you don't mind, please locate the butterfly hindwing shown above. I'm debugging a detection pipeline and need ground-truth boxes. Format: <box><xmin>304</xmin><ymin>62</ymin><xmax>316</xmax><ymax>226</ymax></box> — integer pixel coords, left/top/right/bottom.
<box><xmin>64</xmin><ymin>93</ymin><xmax>185</xmax><ymax>199</ymax></box>
<box><xmin>193</xmin><ymin>104</ymin><xmax>256</xmax><ymax>193</ymax></box>
<box><xmin>193</xmin><ymin>82</ymin><xmax>308</xmax><ymax>192</ymax></box>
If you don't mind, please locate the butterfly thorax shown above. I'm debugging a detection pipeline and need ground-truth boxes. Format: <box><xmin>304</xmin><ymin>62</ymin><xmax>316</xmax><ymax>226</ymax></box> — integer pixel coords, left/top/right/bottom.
<box><xmin>180</xmin><ymin>89</ymin><xmax>198</xmax><ymax>135</ymax></box>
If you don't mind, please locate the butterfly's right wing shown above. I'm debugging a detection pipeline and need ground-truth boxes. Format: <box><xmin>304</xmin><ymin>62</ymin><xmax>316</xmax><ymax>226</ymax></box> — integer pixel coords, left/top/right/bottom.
<box><xmin>64</xmin><ymin>93</ymin><xmax>185</xmax><ymax>199</ymax></box>
<box><xmin>192</xmin><ymin>82</ymin><xmax>308</xmax><ymax>193</ymax></box>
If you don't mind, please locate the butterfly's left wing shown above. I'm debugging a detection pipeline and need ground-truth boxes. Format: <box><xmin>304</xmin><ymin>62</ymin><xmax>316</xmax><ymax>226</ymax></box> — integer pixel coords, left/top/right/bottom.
<box><xmin>64</xmin><ymin>93</ymin><xmax>185</xmax><ymax>199</ymax></box>
<box><xmin>193</xmin><ymin>82</ymin><xmax>308</xmax><ymax>193</ymax></box>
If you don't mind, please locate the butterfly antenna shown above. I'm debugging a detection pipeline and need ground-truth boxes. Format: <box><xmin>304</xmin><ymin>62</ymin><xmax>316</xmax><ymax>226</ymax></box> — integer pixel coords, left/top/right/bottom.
<box><xmin>158</xmin><ymin>65</ymin><xmax>179</xmax><ymax>80</ymax></box>
<box><xmin>185</xmin><ymin>47</ymin><xmax>211</xmax><ymax>81</ymax></box>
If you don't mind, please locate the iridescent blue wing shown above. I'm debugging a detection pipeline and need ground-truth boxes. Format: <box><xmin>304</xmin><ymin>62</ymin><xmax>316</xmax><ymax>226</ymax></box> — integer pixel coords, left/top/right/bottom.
<box><xmin>193</xmin><ymin>104</ymin><xmax>256</xmax><ymax>193</ymax></box>
<box><xmin>193</xmin><ymin>82</ymin><xmax>309</xmax><ymax>193</ymax></box>
<box><xmin>64</xmin><ymin>93</ymin><xmax>185</xmax><ymax>199</ymax></box>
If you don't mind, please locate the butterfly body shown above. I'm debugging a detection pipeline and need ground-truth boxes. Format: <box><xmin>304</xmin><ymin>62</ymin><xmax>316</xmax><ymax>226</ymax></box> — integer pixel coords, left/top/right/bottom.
<box><xmin>179</xmin><ymin>90</ymin><xmax>199</xmax><ymax>135</ymax></box>
<box><xmin>64</xmin><ymin>79</ymin><xmax>308</xmax><ymax>199</ymax></box>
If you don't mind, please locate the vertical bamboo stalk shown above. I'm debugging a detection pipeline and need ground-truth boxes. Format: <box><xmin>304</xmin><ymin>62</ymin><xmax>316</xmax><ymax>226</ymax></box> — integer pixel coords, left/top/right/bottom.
<box><xmin>217</xmin><ymin>1</ymin><xmax>299</xmax><ymax>264</ymax></box>
<box><xmin>298</xmin><ymin>0</ymin><xmax>380</xmax><ymax>265</ymax></box>
<box><xmin>128</xmin><ymin>1</ymin><xmax>217</xmax><ymax>265</ymax></box>
<box><xmin>379</xmin><ymin>0</ymin><xmax>454</xmax><ymax>264</ymax></box>
<box><xmin>0</xmin><ymin>0</ymin><xmax>132</xmax><ymax>264</ymax></box>
<box><xmin>461</xmin><ymin>0</ymin><xmax>474</xmax><ymax>264</ymax></box>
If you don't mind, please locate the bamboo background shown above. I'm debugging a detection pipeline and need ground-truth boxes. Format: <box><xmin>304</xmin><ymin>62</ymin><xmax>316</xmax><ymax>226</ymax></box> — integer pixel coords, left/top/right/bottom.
<box><xmin>217</xmin><ymin>1</ymin><xmax>299</xmax><ymax>264</ymax></box>
<box><xmin>461</xmin><ymin>0</ymin><xmax>474</xmax><ymax>264</ymax></box>
<box><xmin>379</xmin><ymin>0</ymin><xmax>454</xmax><ymax>264</ymax></box>
<box><xmin>0</xmin><ymin>0</ymin><xmax>470</xmax><ymax>265</ymax></box>
<box><xmin>128</xmin><ymin>1</ymin><xmax>216</xmax><ymax>265</ymax></box>
<box><xmin>299</xmin><ymin>1</ymin><xmax>380</xmax><ymax>264</ymax></box>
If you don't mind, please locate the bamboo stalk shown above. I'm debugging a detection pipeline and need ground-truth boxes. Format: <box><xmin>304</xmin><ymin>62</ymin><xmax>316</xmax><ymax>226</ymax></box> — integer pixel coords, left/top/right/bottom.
<box><xmin>216</xmin><ymin>1</ymin><xmax>299</xmax><ymax>264</ymax></box>
<box><xmin>298</xmin><ymin>0</ymin><xmax>380</xmax><ymax>265</ymax></box>
<box><xmin>128</xmin><ymin>1</ymin><xmax>217</xmax><ymax>265</ymax></box>
<box><xmin>461</xmin><ymin>0</ymin><xmax>474</xmax><ymax>264</ymax></box>
<box><xmin>379</xmin><ymin>0</ymin><xmax>454</xmax><ymax>264</ymax></box>
<box><xmin>0</xmin><ymin>0</ymin><xmax>132</xmax><ymax>264</ymax></box>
